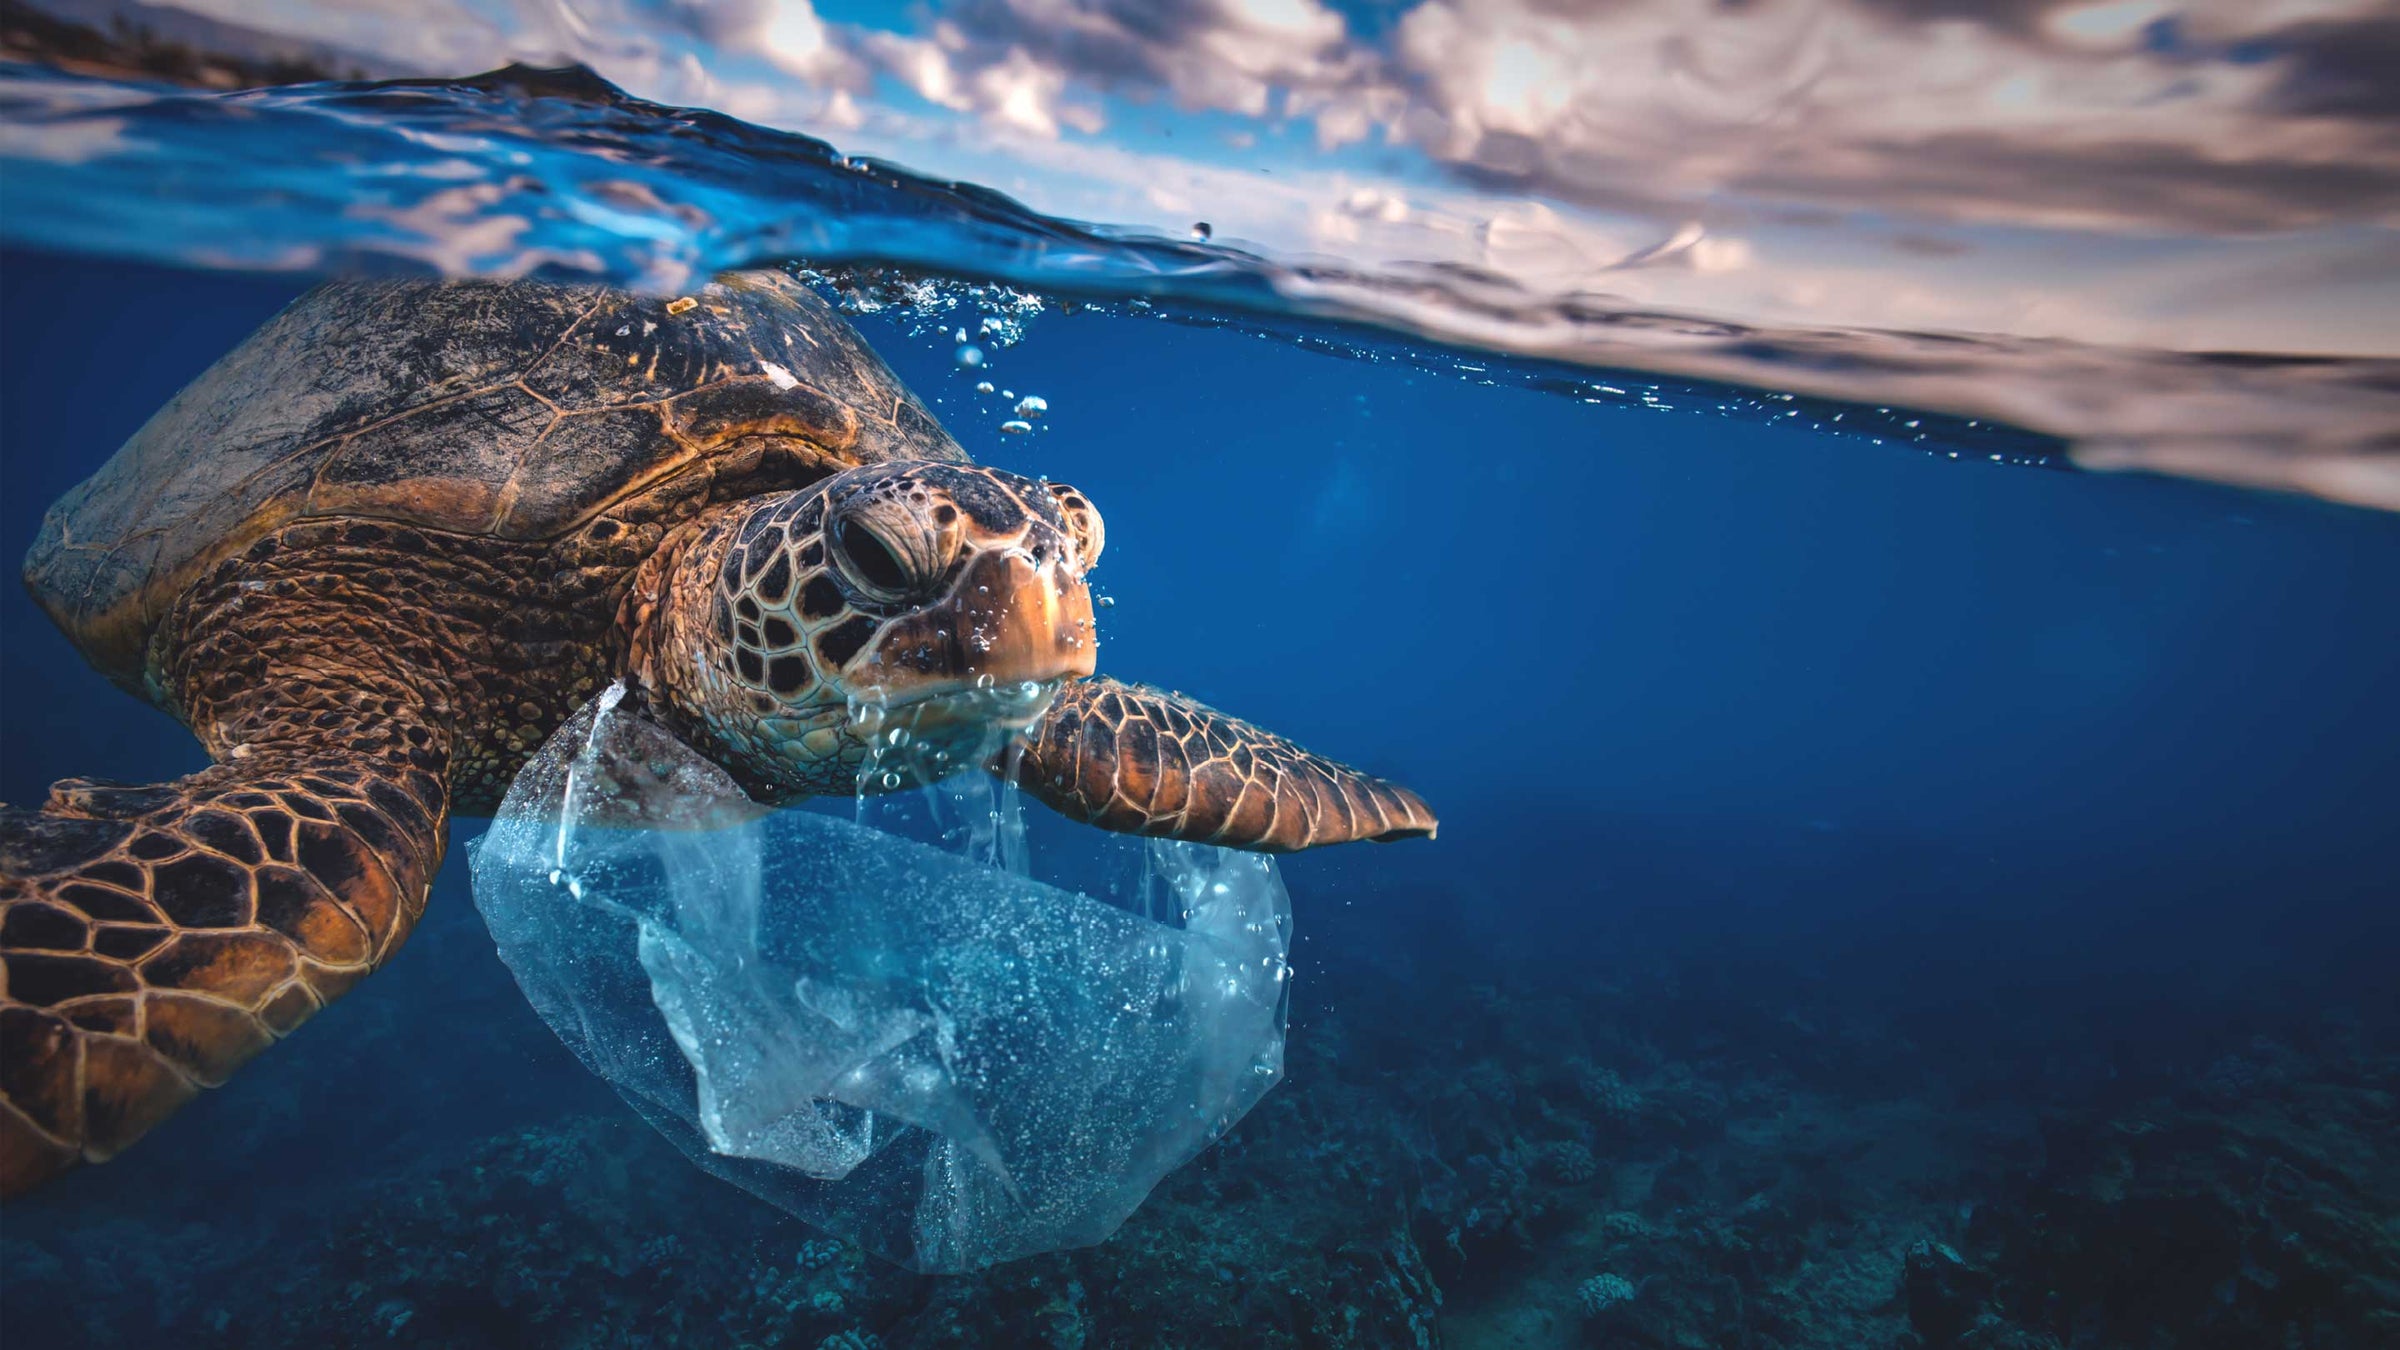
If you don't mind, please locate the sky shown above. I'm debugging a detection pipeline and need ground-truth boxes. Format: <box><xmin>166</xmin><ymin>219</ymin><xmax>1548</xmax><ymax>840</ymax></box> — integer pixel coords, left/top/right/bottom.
<box><xmin>39</xmin><ymin>0</ymin><xmax>2400</xmax><ymax>359</ymax></box>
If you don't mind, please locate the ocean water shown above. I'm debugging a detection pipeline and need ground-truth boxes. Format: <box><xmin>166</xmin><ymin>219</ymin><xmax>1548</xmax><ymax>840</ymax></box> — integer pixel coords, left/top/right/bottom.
<box><xmin>3</xmin><ymin>21</ymin><xmax>2399</xmax><ymax>1350</ymax></box>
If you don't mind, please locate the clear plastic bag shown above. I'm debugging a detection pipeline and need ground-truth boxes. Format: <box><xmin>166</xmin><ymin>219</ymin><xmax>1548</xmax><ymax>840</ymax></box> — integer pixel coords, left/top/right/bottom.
<box><xmin>468</xmin><ymin>686</ymin><xmax>1291</xmax><ymax>1271</ymax></box>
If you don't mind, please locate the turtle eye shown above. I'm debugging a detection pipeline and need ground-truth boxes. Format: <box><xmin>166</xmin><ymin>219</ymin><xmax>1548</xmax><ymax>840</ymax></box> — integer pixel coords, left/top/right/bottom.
<box><xmin>831</xmin><ymin>515</ymin><xmax>917</xmax><ymax>601</ymax></box>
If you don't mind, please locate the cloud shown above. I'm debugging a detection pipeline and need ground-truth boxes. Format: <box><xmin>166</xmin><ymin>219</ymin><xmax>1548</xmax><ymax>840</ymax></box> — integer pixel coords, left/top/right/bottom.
<box><xmin>695</xmin><ymin>0</ymin><xmax>849</xmax><ymax>84</ymax></box>
<box><xmin>801</xmin><ymin>0</ymin><xmax>2394</xmax><ymax>360</ymax></box>
<box><xmin>1372</xmin><ymin>0</ymin><xmax>2399</xmax><ymax>235</ymax></box>
<box><xmin>937</xmin><ymin>0</ymin><xmax>1354</xmax><ymax>117</ymax></box>
<box><xmin>857</xmin><ymin>25</ymin><xmax>1107</xmax><ymax>138</ymax></box>
<box><xmin>843</xmin><ymin>0</ymin><xmax>1357</xmax><ymax>139</ymax></box>
<box><xmin>139</xmin><ymin>0</ymin><xmax>2399</xmax><ymax>238</ymax></box>
<box><xmin>33</xmin><ymin>0</ymin><xmax>2396</xmax><ymax>356</ymax></box>
<box><xmin>821</xmin><ymin>0</ymin><xmax>2397</xmax><ymax>236</ymax></box>
<box><xmin>2254</xmin><ymin>13</ymin><xmax>2400</xmax><ymax>119</ymax></box>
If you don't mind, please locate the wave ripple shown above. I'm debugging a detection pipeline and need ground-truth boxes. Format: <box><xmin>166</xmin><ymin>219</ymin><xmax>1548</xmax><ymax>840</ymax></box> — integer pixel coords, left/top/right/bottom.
<box><xmin>0</xmin><ymin>59</ymin><xmax>2391</xmax><ymax>510</ymax></box>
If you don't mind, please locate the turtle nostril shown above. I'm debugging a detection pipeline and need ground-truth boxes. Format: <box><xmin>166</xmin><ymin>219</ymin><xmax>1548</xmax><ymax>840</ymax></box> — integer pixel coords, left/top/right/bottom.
<box><xmin>833</xmin><ymin>515</ymin><xmax>912</xmax><ymax>597</ymax></box>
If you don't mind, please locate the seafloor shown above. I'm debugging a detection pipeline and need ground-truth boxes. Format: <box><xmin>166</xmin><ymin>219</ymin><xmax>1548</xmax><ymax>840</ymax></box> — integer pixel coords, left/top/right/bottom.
<box><xmin>5</xmin><ymin>849</ymin><xmax>2394</xmax><ymax>1350</ymax></box>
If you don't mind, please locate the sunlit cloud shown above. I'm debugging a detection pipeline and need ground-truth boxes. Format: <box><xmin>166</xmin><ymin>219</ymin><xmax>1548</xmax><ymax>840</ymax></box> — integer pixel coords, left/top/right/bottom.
<box><xmin>779</xmin><ymin>0</ymin><xmax>2392</xmax><ymax>350</ymax></box>
<box><xmin>934</xmin><ymin>0</ymin><xmax>1354</xmax><ymax>119</ymax></box>
<box><xmin>18</xmin><ymin>0</ymin><xmax>2398</xmax><ymax>356</ymax></box>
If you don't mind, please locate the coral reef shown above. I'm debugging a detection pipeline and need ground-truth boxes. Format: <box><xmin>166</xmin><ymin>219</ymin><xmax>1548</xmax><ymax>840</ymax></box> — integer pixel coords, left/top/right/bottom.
<box><xmin>1574</xmin><ymin>1272</ymin><xmax>1636</xmax><ymax>1317</ymax></box>
<box><xmin>3</xmin><ymin>879</ymin><xmax>2393</xmax><ymax>1349</ymax></box>
<box><xmin>1943</xmin><ymin>1034</ymin><xmax>2400</xmax><ymax>1349</ymax></box>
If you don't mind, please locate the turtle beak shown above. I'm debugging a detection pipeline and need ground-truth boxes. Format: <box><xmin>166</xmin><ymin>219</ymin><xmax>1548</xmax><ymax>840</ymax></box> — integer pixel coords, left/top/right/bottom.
<box><xmin>871</xmin><ymin>546</ymin><xmax>1098</xmax><ymax>695</ymax></box>
<box><xmin>956</xmin><ymin>546</ymin><xmax>1098</xmax><ymax>686</ymax></box>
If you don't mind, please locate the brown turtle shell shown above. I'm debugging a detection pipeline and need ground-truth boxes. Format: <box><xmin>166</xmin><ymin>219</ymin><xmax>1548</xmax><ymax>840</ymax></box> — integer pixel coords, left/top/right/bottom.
<box><xmin>24</xmin><ymin>270</ymin><xmax>965</xmax><ymax>692</ymax></box>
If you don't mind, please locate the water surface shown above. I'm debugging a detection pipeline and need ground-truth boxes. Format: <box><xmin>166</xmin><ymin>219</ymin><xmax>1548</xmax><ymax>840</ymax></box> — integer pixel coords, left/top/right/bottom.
<box><xmin>1</xmin><ymin>44</ymin><xmax>2393</xmax><ymax>507</ymax></box>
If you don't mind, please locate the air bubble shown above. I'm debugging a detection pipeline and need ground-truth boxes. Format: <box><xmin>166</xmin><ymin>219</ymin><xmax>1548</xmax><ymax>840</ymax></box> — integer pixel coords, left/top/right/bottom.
<box><xmin>1013</xmin><ymin>395</ymin><xmax>1048</xmax><ymax>419</ymax></box>
<box><xmin>955</xmin><ymin>344</ymin><xmax>985</xmax><ymax>368</ymax></box>
<box><xmin>975</xmin><ymin>380</ymin><xmax>995</xmax><ymax>394</ymax></box>
<box><xmin>999</xmin><ymin>419</ymin><xmax>1032</xmax><ymax>435</ymax></box>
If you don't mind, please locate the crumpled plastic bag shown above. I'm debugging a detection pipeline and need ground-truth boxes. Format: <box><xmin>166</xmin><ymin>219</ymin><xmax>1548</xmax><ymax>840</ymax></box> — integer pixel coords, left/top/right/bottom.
<box><xmin>467</xmin><ymin>685</ymin><xmax>1291</xmax><ymax>1272</ymax></box>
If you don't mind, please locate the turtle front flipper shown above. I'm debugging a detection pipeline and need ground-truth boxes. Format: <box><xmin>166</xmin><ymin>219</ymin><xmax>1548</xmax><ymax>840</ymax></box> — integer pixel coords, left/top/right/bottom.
<box><xmin>0</xmin><ymin>755</ymin><xmax>446</xmax><ymax>1197</ymax></box>
<box><xmin>1011</xmin><ymin>678</ymin><xmax>1436</xmax><ymax>852</ymax></box>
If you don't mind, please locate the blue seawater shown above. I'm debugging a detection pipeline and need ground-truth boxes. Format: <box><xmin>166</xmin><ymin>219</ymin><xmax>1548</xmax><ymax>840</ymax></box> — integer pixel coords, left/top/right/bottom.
<box><xmin>2</xmin><ymin>53</ymin><xmax>2397</xmax><ymax>1350</ymax></box>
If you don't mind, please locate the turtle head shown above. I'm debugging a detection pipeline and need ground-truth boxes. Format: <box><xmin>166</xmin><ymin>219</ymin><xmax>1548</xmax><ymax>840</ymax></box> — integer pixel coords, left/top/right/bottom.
<box><xmin>630</xmin><ymin>460</ymin><xmax>1104</xmax><ymax>801</ymax></box>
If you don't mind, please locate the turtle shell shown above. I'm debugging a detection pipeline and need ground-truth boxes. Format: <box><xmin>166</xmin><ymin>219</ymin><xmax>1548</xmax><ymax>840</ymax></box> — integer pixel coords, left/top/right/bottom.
<box><xmin>24</xmin><ymin>270</ymin><xmax>964</xmax><ymax>691</ymax></box>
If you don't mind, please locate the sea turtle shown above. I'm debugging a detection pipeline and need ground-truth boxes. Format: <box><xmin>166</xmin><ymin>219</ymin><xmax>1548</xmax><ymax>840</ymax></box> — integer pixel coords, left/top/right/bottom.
<box><xmin>0</xmin><ymin>271</ymin><xmax>1434</xmax><ymax>1196</ymax></box>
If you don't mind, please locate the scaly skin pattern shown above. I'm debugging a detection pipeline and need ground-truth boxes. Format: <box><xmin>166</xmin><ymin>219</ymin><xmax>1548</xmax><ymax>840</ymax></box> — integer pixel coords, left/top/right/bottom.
<box><xmin>628</xmin><ymin>462</ymin><xmax>1103</xmax><ymax>801</ymax></box>
<box><xmin>1014</xmin><ymin>680</ymin><xmax>1437</xmax><ymax>852</ymax></box>
<box><xmin>22</xmin><ymin>271</ymin><xmax>957</xmax><ymax>691</ymax></box>
<box><xmin>0</xmin><ymin>469</ymin><xmax>817</xmax><ymax>1193</ymax></box>
<box><xmin>1</xmin><ymin>534</ymin><xmax>459</xmax><ymax>1195</ymax></box>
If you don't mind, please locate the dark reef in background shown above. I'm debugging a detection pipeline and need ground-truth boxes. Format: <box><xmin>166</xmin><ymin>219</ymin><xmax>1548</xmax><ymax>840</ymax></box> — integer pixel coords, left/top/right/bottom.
<box><xmin>4</xmin><ymin>868</ymin><xmax>2394</xmax><ymax>1349</ymax></box>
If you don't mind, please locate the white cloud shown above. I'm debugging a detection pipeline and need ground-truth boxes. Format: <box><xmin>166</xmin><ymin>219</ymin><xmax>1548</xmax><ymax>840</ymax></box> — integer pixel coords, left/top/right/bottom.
<box><xmin>749</xmin><ymin>0</ymin><xmax>842</xmax><ymax>81</ymax></box>
<box><xmin>151</xmin><ymin>1</ymin><xmax>2400</xmax><ymax>239</ymax></box>
<box><xmin>1367</xmin><ymin>0</ymin><xmax>2399</xmax><ymax>233</ymax></box>
<box><xmin>945</xmin><ymin>0</ymin><xmax>1351</xmax><ymax>116</ymax></box>
<box><xmin>880</xmin><ymin>0</ymin><xmax>2395</xmax><ymax>236</ymax></box>
<box><xmin>60</xmin><ymin>0</ymin><xmax>2400</xmax><ymax>358</ymax></box>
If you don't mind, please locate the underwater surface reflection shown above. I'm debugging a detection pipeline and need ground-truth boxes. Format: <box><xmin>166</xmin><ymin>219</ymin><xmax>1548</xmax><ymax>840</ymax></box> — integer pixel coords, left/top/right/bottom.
<box><xmin>1</xmin><ymin>45</ymin><xmax>2394</xmax><ymax>508</ymax></box>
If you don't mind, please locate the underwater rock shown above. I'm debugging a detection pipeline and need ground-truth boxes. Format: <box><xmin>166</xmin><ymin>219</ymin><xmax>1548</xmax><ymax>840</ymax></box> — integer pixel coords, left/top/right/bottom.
<box><xmin>13</xmin><ymin>876</ymin><xmax>2391</xmax><ymax>1350</ymax></box>
<box><xmin>1901</xmin><ymin>1239</ymin><xmax>1993</xmax><ymax>1345</ymax></box>
<box><xmin>1960</xmin><ymin>1070</ymin><xmax>2400</xmax><ymax>1350</ymax></box>
<box><xmin>469</xmin><ymin>688</ymin><xmax>1292</xmax><ymax>1273</ymax></box>
<box><xmin>1530</xmin><ymin>1139</ymin><xmax>1597</xmax><ymax>1186</ymax></box>
<box><xmin>1575</xmin><ymin>1271</ymin><xmax>1636</xmax><ymax>1318</ymax></box>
